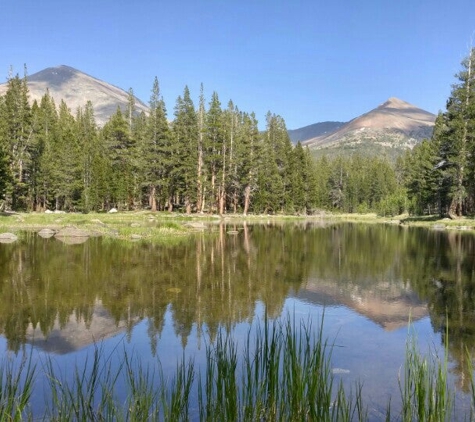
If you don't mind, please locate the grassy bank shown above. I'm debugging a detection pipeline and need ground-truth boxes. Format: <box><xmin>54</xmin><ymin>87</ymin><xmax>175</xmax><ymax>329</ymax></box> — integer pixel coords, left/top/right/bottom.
<box><xmin>0</xmin><ymin>211</ymin><xmax>217</xmax><ymax>243</ymax></box>
<box><xmin>1</xmin><ymin>211</ymin><xmax>475</xmax><ymax>244</ymax></box>
<box><xmin>0</xmin><ymin>317</ymin><xmax>469</xmax><ymax>421</ymax></box>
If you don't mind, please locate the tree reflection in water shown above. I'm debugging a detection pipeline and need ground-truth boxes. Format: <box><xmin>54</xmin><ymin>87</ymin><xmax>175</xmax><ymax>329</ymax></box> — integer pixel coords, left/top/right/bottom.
<box><xmin>0</xmin><ymin>222</ymin><xmax>475</xmax><ymax>390</ymax></box>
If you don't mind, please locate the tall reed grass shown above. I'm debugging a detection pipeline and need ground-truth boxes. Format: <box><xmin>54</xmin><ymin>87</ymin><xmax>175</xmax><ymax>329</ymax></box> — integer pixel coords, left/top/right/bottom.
<box><xmin>0</xmin><ymin>316</ymin><xmax>471</xmax><ymax>421</ymax></box>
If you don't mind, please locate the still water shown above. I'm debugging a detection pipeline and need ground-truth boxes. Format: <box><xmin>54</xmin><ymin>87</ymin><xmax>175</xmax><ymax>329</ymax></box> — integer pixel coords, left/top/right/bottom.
<box><xmin>1</xmin><ymin>221</ymin><xmax>474</xmax><ymax>419</ymax></box>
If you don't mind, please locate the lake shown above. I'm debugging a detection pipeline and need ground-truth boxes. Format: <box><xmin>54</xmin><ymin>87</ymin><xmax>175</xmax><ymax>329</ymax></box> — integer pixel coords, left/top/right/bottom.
<box><xmin>0</xmin><ymin>221</ymin><xmax>474</xmax><ymax>420</ymax></box>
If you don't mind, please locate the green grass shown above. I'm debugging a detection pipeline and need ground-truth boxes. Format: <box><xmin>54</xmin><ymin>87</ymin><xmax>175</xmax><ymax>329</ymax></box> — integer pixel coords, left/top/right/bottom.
<box><xmin>0</xmin><ymin>355</ymin><xmax>35</xmax><ymax>421</ymax></box>
<box><xmin>399</xmin><ymin>335</ymin><xmax>452</xmax><ymax>421</ymax></box>
<box><xmin>0</xmin><ymin>316</ymin><xmax>469</xmax><ymax>421</ymax></box>
<box><xmin>0</xmin><ymin>211</ymin><xmax>211</xmax><ymax>243</ymax></box>
<box><xmin>3</xmin><ymin>211</ymin><xmax>475</xmax><ymax>244</ymax></box>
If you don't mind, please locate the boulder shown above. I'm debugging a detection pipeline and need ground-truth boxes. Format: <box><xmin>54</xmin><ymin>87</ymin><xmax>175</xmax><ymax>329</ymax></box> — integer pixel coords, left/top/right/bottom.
<box><xmin>0</xmin><ymin>233</ymin><xmax>18</xmax><ymax>243</ymax></box>
<box><xmin>185</xmin><ymin>222</ymin><xmax>206</xmax><ymax>229</ymax></box>
<box><xmin>56</xmin><ymin>236</ymin><xmax>88</xmax><ymax>245</ymax></box>
<box><xmin>38</xmin><ymin>228</ymin><xmax>56</xmax><ymax>238</ymax></box>
<box><xmin>108</xmin><ymin>208</ymin><xmax>118</xmax><ymax>213</ymax></box>
<box><xmin>55</xmin><ymin>227</ymin><xmax>90</xmax><ymax>238</ymax></box>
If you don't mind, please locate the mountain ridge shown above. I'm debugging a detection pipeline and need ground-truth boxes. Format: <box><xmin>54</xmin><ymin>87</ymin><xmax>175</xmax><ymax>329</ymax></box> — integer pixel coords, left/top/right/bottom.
<box><xmin>287</xmin><ymin>121</ymin><xmax>346</xmax><ymax>144</ymax></box>
<box><xmin>0</xmin><ymin>65</ymin><xmax>149</xmax><ymax>126</ymax></box>
<box><xmin>296</xmin><ymin>97</ymin><xmax>436</xmax><ymax>159</ymax></box>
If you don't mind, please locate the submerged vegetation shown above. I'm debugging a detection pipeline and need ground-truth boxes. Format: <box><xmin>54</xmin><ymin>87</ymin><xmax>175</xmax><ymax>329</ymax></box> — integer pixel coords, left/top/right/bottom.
<box><xmin>0</xmin><ymin>316</ymin><xmax>470</xmax><ymax>421</ymax></box>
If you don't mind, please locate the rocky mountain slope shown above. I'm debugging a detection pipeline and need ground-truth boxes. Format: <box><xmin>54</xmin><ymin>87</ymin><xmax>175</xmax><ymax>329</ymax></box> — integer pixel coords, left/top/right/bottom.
<box><xmin>0</xmin><ymin>65</ymin><xmax>149</xmax><ymax>126</ymax></box>
<box><xmin>288</xmin><ymin>121</ymin><xmax>346</xmax><ymax>144</ymax></box>
<box><xmin>296</xmin><ymin>98</ymin><xmax>436</xmax><ymax>159</ymax></box>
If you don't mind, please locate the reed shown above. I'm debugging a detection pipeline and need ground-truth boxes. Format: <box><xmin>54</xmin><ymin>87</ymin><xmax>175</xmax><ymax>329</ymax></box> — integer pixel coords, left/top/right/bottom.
<box><xmin>0</xmin><ymin>354</ymin><xmax>35</xmax><ymax>421</ymax></box>
<box><xmin>397</xmin><ymin>335</ymin><xmax>452</xmax><ymax>422</ymax></box>
<box><xmin>44</xmin><ymin>344</ymin><xmax>121</xmax><ymax>420</ymax></box>
<box><xmin>123</xmin><ymin>352</ymin><xmax>160</xmax><ymax>421</ymax></box>
<box><xmin>161</xmin><ymin>356</ymin><xmax>194</xmax><ymax>422</ymax></box>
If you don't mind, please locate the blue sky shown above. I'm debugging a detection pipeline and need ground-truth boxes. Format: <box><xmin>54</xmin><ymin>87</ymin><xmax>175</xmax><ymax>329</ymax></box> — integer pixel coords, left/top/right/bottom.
<box><xmin>2</xmin><ymin>0</ymin><xmax>475</xmax><ymax>129</ymax></box>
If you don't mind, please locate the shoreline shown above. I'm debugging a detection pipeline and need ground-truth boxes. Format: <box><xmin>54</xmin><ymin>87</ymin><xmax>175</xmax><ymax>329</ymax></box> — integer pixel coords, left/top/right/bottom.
<box><xmin>1</xmin><ymin>211</ymin><xmax>474</xmax><ymax>243</ymax></box>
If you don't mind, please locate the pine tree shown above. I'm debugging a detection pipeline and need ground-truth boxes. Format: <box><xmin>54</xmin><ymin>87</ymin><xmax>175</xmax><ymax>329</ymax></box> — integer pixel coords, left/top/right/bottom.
<box><xmin>172</xmin><ymin>86</ymin><xmax>198</xmax><ymax>213</ymax></box>
<box><xmin>204</xmin><ymin>92</ymin><xmax>224</xmax><ymax>213</ymax></box>
<box><xmin>31</xmin><ymin>91</ymin><xmax>59</xmax><ymax>210</ymax></box>
<box><xmin>265</xmin><ymin>113</ymin><xmax>294</xmax><ymax>212</ymax></box>
<box><xmin>102</xmin><ymin>107</ymin><xmax>134</xmax><ymax>210</ymax></box>
<box><xmin>77</xmin><ymin>101</ymin><xmax>102</xmax><ymax>212</ymax></box>
<box><xmin>2</xmin><ymin>71</ymin><xmax>33</xmax><ymax>210</ymax></box>
<box><xmin>0</xmin><ymin>93</ymin><xmax>9</xmax><ymax>202</ymax></box>
<box><xmin>404</xmin><ymin>138</ymin><xmax>441</xmax><ymax>215</ymax></box>
<box><xmin>239</xmin><ymin>112</ymin><xmax>260</xmax><ymax>215</ymax></box>
<box><xmin>438</xmin><ymin>48</ymin><xmax>475</xmax><ymax>217</ymax></box>
<box><xmin>253</xmin><ymin>113</ymin><xmax>284</xmax><ymax>213</ymax></box>
<box><xmin>196</xmin><ymin>84</ymin><xmax>206</xmax><ymax>212</ymax></box>
<box><xmin>52</xmin><ymin>100</ymin><xmax>82</xmax><ymax>210</ymax></box>
<box><xmin>138</xmin><ymin>78</ymin><xmax>172</xmax><ymax>211</ymax></box>
<box><xmin>314</xmin><ymin>155</ymin><xmax>331</xmax><ymax>209</ymax></box>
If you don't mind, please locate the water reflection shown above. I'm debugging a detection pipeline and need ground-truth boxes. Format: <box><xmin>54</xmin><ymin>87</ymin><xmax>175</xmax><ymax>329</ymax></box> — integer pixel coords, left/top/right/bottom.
<box><xmin>1</xmin><ymin>222</ymin><xmax>475</xmax><ymax>390</ymax></box>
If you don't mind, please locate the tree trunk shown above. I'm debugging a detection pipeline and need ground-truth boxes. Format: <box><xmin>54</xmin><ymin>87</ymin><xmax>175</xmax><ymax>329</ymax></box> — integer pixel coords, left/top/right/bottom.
<box><xmin>218</xmin><ymin>187</ymin><xmax>225</xmax><ymax>215</ymax></box>
<box><xmin>197</xmin><ymin>137</ymin><xmax>204</xmax><ymax>212</ymax></box>
<box><xmin>448</xmin><ymin>197</ymin><xmax>460</xmax><ymax>219</ymax></box>
<box><xmin>167</xmin><ymin>195</ymin><xmax>173</xmax><ymax>212</ymax></box>
<box><xmin>150</xmin><ymin>185</ymin><xmax>157</xmax><ymax>212</ymax></box>
<box><xmin>243</xmin><ymin>185</ymin><xmax>251</xmax><ymax>216</ymax></box>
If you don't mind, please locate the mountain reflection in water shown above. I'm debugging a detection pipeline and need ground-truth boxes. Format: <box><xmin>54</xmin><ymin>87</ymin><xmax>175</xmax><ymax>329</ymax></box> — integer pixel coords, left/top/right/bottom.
<box><xmin>1</xmin><ymin>221</ymin><xmax>475</xmax><ymax>396</ymax></box>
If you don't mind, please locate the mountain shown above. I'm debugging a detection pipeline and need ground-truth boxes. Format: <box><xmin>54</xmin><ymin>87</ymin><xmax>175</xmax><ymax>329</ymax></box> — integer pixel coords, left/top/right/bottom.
<box><xmin>294</xmin><ymin>278</ymin><xmax>427</xmax><ymax>331</ymax></box>
<box><xmin>25</xmin><ymin>300</ymin><xmax>139</xmax><ymax>354</ymax></box>
<box><xmin>0</xmin><ymin>65</ymin><xmax>149</xmax><ymax>126</ymax></box>
<box><xmin>288</xmin><ymin>121</ymin><xmax>346</xmax><ymax>144</ymax></box>
<box><xmin>297</xmin><ymin>98</ymin><xmax>436</xmax><ymax>159</ymax></box>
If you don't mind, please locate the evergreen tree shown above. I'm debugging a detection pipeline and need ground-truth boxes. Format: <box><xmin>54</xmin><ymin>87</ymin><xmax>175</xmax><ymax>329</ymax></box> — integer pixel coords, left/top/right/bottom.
<box><xmin>52</xmin><ymin>100</ymin><xmax>82</xmax><ymax>210</ymax></box>
<box><xmin>2</xmin><ymin>71</ymin><xmax>32</xmax><ymax>210</ymax></box>
<box><xmin>31</xmin><ymin>91</ymin><xmax>59</xmax><ymax>210</ymax></box>
<box><xmin>265</xmin><ymin>112</ymin><xmax>294</xmax><ymax>212</ymax></box>
<box><xmin>238</xmin><ymin>112</ymin><xmax>260</xmax><ymax>215</ymax></box>
<box><xmin>196</xmin><ymin>84</ymin><xmax>206</xmax><ymax>212</ymax></box>
<box><xmin>253</xmin><ymin>113</ymin><xmax>284</xmax><ymax>213</ymax></box>
<box><xmin>139</xmin><ymin>77</ymin><xmax>172</xmax><ymax>211</ymax></box>
<box><xmin>204</xmin><ymin>92</ymin><xmax>225</xmax><ymax>213</ymax></box>
<box><xmin>438</xmin><ymin>48</ymin><xmax>475</xmax><ymax>217</ymax></box>
<box><xmin>314</xmin><ymin>155</ymin><xmax>331</xmax><ymax>209</ymax></box>
<box><xmin>77</xmin><ymin>101</ymin><xmax>103</xmax><ymax>211</ymax></box>
<box><xmin>172</xmin><ymin>86</ymin><xmax>198</xmax><ymax>213</ymax></box>
<box><xmin>404</xmin><ymin>138</ymin><xmax>441</xmax><ymax>215</ymax></box>
<box><xmin>102</xmin><ymin>107</ymin><xmax>134</xmax><ymax>210</ymax></box>
<box><xmin>0</xmin><ymin>94</ymin><xmax>9</xmax><ymax>202</ymax></box>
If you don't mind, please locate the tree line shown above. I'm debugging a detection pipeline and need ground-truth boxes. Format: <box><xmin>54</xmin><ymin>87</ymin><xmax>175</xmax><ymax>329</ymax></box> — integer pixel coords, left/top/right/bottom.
<box><xmin>3</xmin><ymin>47</ymin><xmax>473</xmax><ymax>217</ymax></box>
<box><xmin>0</xmin><ymin>69</ymin><xmax>407</xmax><ymax>215</ymax></box>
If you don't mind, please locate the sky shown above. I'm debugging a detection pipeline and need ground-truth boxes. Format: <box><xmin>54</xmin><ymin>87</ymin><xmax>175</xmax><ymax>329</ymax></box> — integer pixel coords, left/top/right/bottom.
<box><xmin>2</xmin><ymin>0</ymin><xmax>475</xmax><ymax>130</ymax></box>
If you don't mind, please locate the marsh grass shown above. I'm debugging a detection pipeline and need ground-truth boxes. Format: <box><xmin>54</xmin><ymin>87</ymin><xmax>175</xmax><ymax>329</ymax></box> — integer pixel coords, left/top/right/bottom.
<box><xmin>198</xmin><ymin>316</ymin><xmax>366</xmax><ymax>421</ymax></box>
<box><xmin>0</xmin><ymin>317</ymin><xmax>472</xmax><ymax>421</ymax></box>
<box><xmin>398</xmin><ymin>339</ymin><xmax>452</xmax><ymax>421</ymax></box>
<box><xmin>0</xmin><ymin>354</ymin><xmax>35</xmax><ymax>421</ymax></box>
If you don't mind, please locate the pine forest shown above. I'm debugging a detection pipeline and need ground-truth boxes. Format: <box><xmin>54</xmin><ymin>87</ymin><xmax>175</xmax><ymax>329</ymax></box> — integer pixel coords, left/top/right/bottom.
<box><xmin>0</xmin><ymin>48</ymin><xmax>474</xmax><ymax>218</ymax></box>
